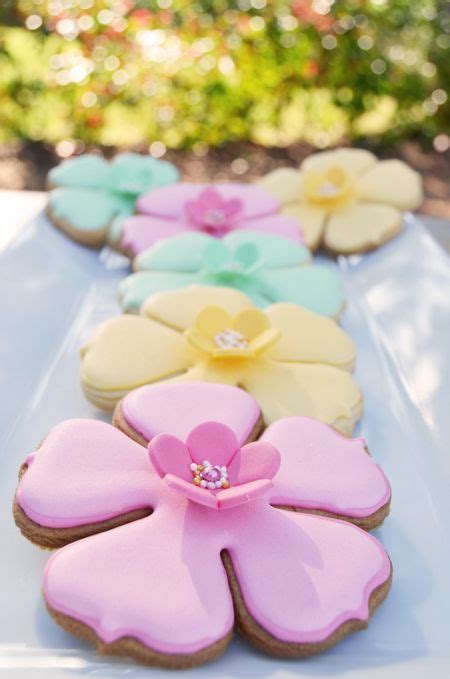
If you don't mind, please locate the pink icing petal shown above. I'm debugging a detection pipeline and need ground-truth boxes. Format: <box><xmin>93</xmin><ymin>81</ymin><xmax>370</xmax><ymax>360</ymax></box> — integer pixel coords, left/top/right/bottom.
<box><xmin>212</xmin><ymin>183</ymin><xmax>279</xmax><ymax>219</ymax></box>
<box><xmin>227</xmin><ymin>441</ymin><xmax>280</xmax><ymax>486</ymax></box>
<box><xmin>16</xmin><ymin>420</ymin><xmax>160</xmax><ymax>529</ymax></box>
<box><xmin>164</xmin><ymin>474</ymin><xmax>219</xmax><ymax>509</ymax></box>
<box><xmin>226</xmin><ymin>503</ymin><xmax>391</xmax><ymax>643</ymax></box>
<box><xmin>186</xmin><ymin>422</ymin><xmax>239</xmax><ymax>467</ymax></box>
<box><xmin>137</xmin><ymin>183</ymin><xmax>279</xmax><ymax>220</ymax></box>
<box><xmin>243</xmin><ymin>213</ymin><xmax>303</xmax><ymax>243</ymax></box>
<box><xmin>121</xmin><ymin>382</ymin><xmax>261</xmax><ymax>446</ymax></box>
<box><xmin>216</xmin><ymin>479</ymin><xmax>272</xmax><ymax>510</ymax></box>
<box><xmin>137</xmin><ymin>183</ymin><xmax>206</xmax><ymax>218</ymax></box>
<box><xmin>121</xmin><ymin>214</ymin><xmax>187</xmax><ymax>256</ymax></box>
<box><xmin>262</xmin><ymin>417</ymin><xmax>391</xmax><ymax>518</ymax></box>
<box><xmin>44</xmin><ymin>507</ymin><xmax>234</xmax><ymax>654</ymax></box>
<box><xmin>148</xmin><ymin>434</ymin><xmax>192</xmax><ymax>482</ymax></box>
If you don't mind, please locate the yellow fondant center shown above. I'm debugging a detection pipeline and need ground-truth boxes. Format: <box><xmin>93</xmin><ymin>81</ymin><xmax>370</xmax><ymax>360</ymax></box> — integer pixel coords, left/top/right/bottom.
<box><xmin>184</xmin><ymin>306</ymin><xmax>281</xmax><ymax>360</ymax></box>
<box><xmin>303</xmin><ymin>165</ymin><xmax>354</xmax><ymax>208</ymax></box>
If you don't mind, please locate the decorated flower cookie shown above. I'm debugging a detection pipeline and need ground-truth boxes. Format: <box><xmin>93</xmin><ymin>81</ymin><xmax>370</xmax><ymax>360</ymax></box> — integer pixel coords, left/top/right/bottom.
<box><xmin>119</xmin><ymin>230</ymin><xmax>344</xmax><ymax>316</ymax></box>
<box><xmin>120</xmin><ymin>182</ymin><xmax>303</xmax><ymax>256</ymax></box>
<box><xmin>258</xmin><ymin>148</ymin><xmax>423</xmax><ymax>254</ymax></box>
<box><xmin>80</xmin><ymin>285</ymin><xmax>362</xmax><ymax>434</ymax></box>
<box><xmin>14</xmin><ymin>382</ymin><xmax>392</xmax><ymax>668</ymax></box>
<box><xmin>47</xmin><ymin>153</ymin><xmax>179</xmax><ymax>247</ymax></box>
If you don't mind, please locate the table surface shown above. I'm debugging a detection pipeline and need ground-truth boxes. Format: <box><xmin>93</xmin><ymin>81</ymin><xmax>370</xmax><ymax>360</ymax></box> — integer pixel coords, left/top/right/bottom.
<box><xmin>1</xmin><ymin>189</ymin><xmax>449</xmax><ymax>253</ymax></box>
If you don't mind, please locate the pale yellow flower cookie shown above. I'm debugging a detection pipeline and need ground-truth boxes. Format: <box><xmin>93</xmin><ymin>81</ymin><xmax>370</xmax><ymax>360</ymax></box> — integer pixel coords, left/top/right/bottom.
<box><xmin>80</xmin><ymin>286</ymin><xmax>362</xmax><ymax>435</ymax></box>
<box><xmin>257</xmin><ymin>148</ymin><xmax>423</xmax><ymax>254</ymax></box>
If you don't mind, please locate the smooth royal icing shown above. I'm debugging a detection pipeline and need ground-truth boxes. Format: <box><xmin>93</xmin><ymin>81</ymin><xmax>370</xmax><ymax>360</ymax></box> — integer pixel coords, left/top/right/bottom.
<box><xmin>16</xmin><ymin>383</ymin><xmax>391</xmax><ymax>654</ymax></box>
<box><xmin>120</xmin><ymin>182</ymin><xmax>303</xmax><ymax>256</ymax></box>
<box><xmin>257</xmin><ymin>148</ymin><xmax>423</xmax><ymax>253</ymax></box>
<box><xmin>119</xmin><ymin>230</ymin><xmax>344</xmax><ymax>316</ymax></box>
<box><xmin>48</xmin><ymin>153</ymin><xmax>179</xmax><ymax>237</ymax></box>
<box><xmin>81</xmin><ymin>286</ymin><xmax>361</xmax><ymax>433</ymax></box>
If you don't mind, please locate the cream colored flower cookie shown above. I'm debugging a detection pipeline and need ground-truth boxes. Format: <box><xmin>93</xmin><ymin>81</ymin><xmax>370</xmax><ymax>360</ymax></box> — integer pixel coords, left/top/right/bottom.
<box><xmin>80</xmin><ymin>285</ymin><xmax>362</xmax><ymax>434</ymax></box>
<box><xmin>257</xmin><ymin>148</ymin><xmax>423</xmax><ymax>254</ymax></box>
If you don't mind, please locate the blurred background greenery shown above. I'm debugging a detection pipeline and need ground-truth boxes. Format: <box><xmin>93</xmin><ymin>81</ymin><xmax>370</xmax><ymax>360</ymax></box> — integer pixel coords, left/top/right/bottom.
<box><xmin>0</xmin><ymin>1</ymin><xmax>449</xmax><ymax>214</ymax></box>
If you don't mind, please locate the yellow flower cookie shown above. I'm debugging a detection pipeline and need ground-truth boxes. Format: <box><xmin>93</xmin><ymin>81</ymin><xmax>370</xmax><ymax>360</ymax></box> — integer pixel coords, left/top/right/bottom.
<box><xmin>80</xmin><ymin>286</ymin><xmax>362</xmax><ymax>434</ymax></box>
<box><xmin>257</xmin><ymin>148</ymin><xmax>423</xmax><ymax>254</ymax></box>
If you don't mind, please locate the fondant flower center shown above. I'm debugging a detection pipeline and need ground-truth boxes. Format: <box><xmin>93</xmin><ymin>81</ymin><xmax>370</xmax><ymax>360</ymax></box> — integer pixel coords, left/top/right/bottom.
<box><xmin>185</xmin><ymin>188</ymin><xmax>243</xmax><ymax>233</ymax></box>
<box><xmin>214</xmin><ymin>328</ymin><xmax>249</xmax><ymax>350</ymax></box>
<box><xmin>184</xmin><ymin>306</ymin><xmax>281</xmax><ymax>360</ymax></box>
<box><xmin>303</xmin><ymin>165</ymin><xmax>354</xmax><ymax>208</ymax></box>
<box><xmin>190</xmin><ymin>461</ymin><xmax>230</xmax><ymax>490</ymax></box>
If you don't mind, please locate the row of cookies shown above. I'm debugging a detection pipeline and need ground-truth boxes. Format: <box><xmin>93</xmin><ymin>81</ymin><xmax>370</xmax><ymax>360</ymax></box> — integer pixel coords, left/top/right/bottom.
<box><xmin>13</xmin><ymin>147</ymin><xmax>423</xmax><ymax>668</ymax></box>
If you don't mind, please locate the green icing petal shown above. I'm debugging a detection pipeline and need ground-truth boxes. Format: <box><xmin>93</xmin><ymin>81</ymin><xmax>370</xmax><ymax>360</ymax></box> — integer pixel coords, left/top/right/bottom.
<box><xmin>203</xmin><ymin>239</ymin><xmax>230</xmax><ymax>272</ymax></box>
<box><xmin>260</xmin><ymin>266</ymin><xmax>344</xmax><ymax>317</ymax></box>
<box><xmin>224</xmin><ymin>230</ymin><xmax>310</xmax><ymax>268</ymax></box>
<box><xmin>136</xmin><ymin>233</ymin><xmax>212</xmax><ymax>273</ymax></box>
<box><xmin>119</xmin><ymin>270</ymin><xmax>195</xmax><ymax>312</ymax></box>
<box><xmin>107</xmin><ymin>153</ymin><xmax>179</xmax><ymax>196</ymax></box>
<box><xmin>49</xmin><ymin>187</ymin><xmax>121</xmax><ymax>231</ymax></box>
<box><xmin>48</xmin><ymin>155</ymin><xmax>110</xmax><ymax>190</ymax></box>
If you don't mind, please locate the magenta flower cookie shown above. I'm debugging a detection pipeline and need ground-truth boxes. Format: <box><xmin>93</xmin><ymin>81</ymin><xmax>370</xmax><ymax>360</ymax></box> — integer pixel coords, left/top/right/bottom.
<box><xmin>14</xmin><ymin>382</ymin><xmax>392</xmax><ymax>669</ymax></box>
<box><xmin>121</xmin><ymin>182</ymin><xmax>303</xmax><ymax>256</ymax></box>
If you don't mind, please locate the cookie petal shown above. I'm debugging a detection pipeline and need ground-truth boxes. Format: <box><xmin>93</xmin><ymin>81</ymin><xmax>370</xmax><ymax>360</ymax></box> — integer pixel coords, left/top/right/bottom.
<box><xmin>48</xmin><ymin>187</ymin><xmax>128</xmax><ymax>233</ymax></box>
<box><xmin>280</xmin><ymin>202</ymin><xmax>326</xmax><ymax>250</ymax></box>
<box><xmin>323</xmin><ymin>202</ymin><xmax>403</xmax><ymax>254</ymax></box>
<box><xmin>119</xmin><ymin>271</ymin><xmax>196</xmax><ymax>313</ymax></box>
<box><xmin>135</xmin><ymin>232</ymin><xmax>213</xmax><ymax>272</ymax></box>
<box><xmin>44</xmin><ymin>509</ymin><xmax>234</xmax><ymax>657</ymax></box>
<box><xmin>16</xmin><ymin>420</ymin><xmax>158</xmax><ymax>529</ymax></box>
<box><xmin>48</xmin><ymin>155</ymin><xmax>110</xmax><ymax>189</ymax></box>
<box><xmin>256</xmin><ymin>167</ymin><xmax>302</xmax><ymax>205</ymax></box>
<box><xmin>142</xmin><ymin>285</ymin><xmax>253</xmax><ymax>332</ymax></box>
<box><xmin>265</xmin><ymin>303</ymin><xmax>355</xmax><ymax>369</ymax></box>
<box><xmin>240</xmin><ymin>360</ymin><xmax>361</xmax><ymax>433</ymax></box>
<box><xmin>355</xmin><ymin>159</ymin><xmax>423</xmax><ymax>210</ymax></box>
<box><xmin>224</xmin><ymin>230</ymin><xmax>310</xmax><ymax>268</ymax></box>
<box><xmin>119</xmin><ymin>381</ymin><xmax>261</xmax><ymax>445</ymax></box>
<box><xmin>241</xmin><ymin>214</ymin><xmax>303</xmax><ymax>243</ymax></box>
<box><xmin>263</xmin><ymin>417</ymin><xmax>390</xmax><ymax>519</ymax></box>
<box><xmin>121</xmin><ymin>215</ymin><xmax>188</xmax><ymax>257</ymax></box>
<box><xmin>261</xmin><ymin>266</ymin><xmax>344</xmax><ymax>318</ymax></box>
<box><xmin>138</xmin><ymin>182</ymin><xmax>278</xmax><ymax>220</ymax></box>
<box><xmin>226</xmin><ymin>505</ymin><xmax>390</xmax><ymax>647</ymax></box>
<box><xmin>301</xmin><ymin>148</ymin><xmax>377</xmax><ymax>175</ymax></box>
<box><xmin>80</xmin><ymin>315</ymin><xmax>192</xmax><ymax>395</ymax></box>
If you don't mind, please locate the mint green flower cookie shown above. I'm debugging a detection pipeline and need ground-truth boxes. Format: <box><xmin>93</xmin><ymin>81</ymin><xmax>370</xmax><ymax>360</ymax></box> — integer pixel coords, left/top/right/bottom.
<box><xmin>119</xmin><ymin>230</ymin><xmax>344</xmax><ymax>317</ymax></box>
<box><xmin>47</xmin><ymin>153</ymin><xmax>179</xmax><ymax>248</ymax></box>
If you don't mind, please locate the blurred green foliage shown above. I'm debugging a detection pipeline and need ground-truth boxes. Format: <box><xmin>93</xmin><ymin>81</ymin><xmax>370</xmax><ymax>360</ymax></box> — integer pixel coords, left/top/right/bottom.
<box><xmin>0</xmin><ymin>1</ymin><xmax>449</xmax><ymax>151</ymax></box>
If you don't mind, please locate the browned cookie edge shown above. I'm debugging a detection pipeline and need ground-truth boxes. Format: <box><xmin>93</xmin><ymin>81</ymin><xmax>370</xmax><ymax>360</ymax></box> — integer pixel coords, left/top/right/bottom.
<box><xmin>222</xmin><ymin>550</ymin><xmax>393</xmax><ymax>658</ymax></box>
<box><xmin>13</xmin><ymin>464</ymin><xmax>152</xmax><ymax>550</ymax></box>
<box><xmin>45</xmin><ymin>601</ymin><xmax>232</xmax><ymax>669</ymax></box>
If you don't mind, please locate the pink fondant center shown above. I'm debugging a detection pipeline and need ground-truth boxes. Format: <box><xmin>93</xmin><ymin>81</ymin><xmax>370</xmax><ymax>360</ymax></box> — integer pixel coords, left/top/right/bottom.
<box><xmin>185</xmin><ymin>187</ymin><xmax>243</xmax><ymax>233</ymax></box>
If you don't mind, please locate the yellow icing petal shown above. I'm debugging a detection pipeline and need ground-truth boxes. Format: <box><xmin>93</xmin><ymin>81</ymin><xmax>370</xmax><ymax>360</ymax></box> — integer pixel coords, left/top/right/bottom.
<box><xmin>323</xmin><ymin>202</ymin><xmax>403</xmax><ymax>254</ymax></box>
<box><xmin>256</xmin><ymin>167</ymin><xmax>302</xmax><ymax>205</ymax></box>
<box><xmin>240</xmin><ymin>359</ymin><xmax>362</xmax><ymax>433</ymax></box>
<box><xmin>266</xmin><ymin>303</ymin><xmax>356</xmax><ymax>370</ymax></box>
<box><xmin>301</xmin><ymin>148</ymin><xmax>376</xmax><ymax>176</ymax></box>
<box><xmin>142</xmin><ymin>285</ymin><xmax>252</xmax><ymax>331</ymax></box>
<box><xmin>80</xmin><ymin>315</ymin><xmax>192</xmax><ymax>393</ymax></box>
<box><xmin>195</xmin><ymin>306</ymin><xmax>232</xmax><ymax>338</ymax></box>
<box><xmin>281</xmin><ymin>202</ymin><xmax>326</xmax><ymax>250</ymax></box>
<box><xmin>232</xmin><ymin>308</ymin><xmax>271</xmax><ymax>340</ymax></box>
<box><xmin>355</xmin><ymin>159</ymin><xmax>423</xmax><ymax>211</ymax></box>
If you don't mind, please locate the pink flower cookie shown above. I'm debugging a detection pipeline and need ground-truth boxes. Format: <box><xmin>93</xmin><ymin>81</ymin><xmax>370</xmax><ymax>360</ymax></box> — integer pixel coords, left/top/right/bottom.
<box><xmin>14</xmin><ymin>382</ymin><xmax>392</xmax><ymax>669</ymax></box>
<box><xmin>121</xmin><ymin>182</ymin><xmax>303</xmax><ymax>256</ymax></box>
